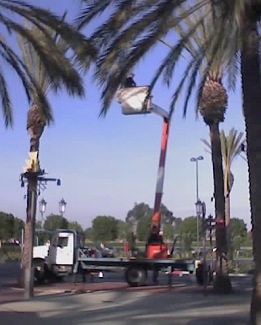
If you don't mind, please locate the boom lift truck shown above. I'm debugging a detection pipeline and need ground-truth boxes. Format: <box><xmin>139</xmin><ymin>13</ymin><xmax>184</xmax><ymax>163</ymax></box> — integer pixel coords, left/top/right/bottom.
<box><xmin>32</xmin><ymin>86</ymin><xmax>195</xmax><ymax>286</ymax></box>
<box><xmin>71</xmin><ymin>86</ymin><xmax>195</xmax><ymax>286</ymax></box>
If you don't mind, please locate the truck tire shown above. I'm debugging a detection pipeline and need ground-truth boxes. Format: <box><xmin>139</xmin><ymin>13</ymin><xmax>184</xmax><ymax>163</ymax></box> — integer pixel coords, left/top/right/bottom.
<box><xmin>125</xmin><ymin>266</ymin><xmax>147</xmax><ymax>287</ymax></box>
<box><xmin>33</xmin><ymin>258</ymin><xmax>46</xmax><ymax>284</ymax></box>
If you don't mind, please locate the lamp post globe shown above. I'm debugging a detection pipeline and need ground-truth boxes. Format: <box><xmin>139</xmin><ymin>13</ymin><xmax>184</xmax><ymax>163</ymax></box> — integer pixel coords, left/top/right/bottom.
<box><xmin>59</xmin><ymin>198</ymin><xmax>67</xmax><ymax>216</ymax></box>
<box><xmin>39</xmin><ymin>198</ymin><xmax>47</xmax><ymax>223</ymax></box>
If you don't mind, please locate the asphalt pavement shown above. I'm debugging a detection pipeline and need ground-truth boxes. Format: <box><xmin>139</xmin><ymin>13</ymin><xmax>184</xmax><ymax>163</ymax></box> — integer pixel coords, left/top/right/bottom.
<box><xmin>0</xmin><ymin>260</ymin><xmax>252</xmax><ymax>324</ymax></box>
<box><xmin>0</xmin><ymin>286</ymin><xmax>251</xmax><ymax>324</ymax></box>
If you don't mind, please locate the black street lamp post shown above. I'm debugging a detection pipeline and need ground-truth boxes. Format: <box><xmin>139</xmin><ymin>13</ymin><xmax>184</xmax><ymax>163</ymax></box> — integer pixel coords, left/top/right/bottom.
<box><xmin>191</xmin><ymin>156</ymin><xmax>204</xmax><ymax>249</ymax></box>
<box><xmin>59</xmin><ymin>198</ymin><xmax>67</xmax><ymax>217</ymax></box>
<box><xmin>39</xmin><ymin>198</ymin><xmax>47</xmax><ymax>225</ymax></box>
<box><xmin>20</xmin><ymin>164</ymin><xmax>61</xmax><ymax>299</ymax></box>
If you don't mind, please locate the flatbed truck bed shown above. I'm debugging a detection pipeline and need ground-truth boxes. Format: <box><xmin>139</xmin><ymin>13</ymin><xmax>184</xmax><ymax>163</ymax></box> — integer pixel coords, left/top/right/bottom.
<box><xmin>73</xmin><ymin>248</ymin><xmax>195</xmax><ymax>287</ymax></box>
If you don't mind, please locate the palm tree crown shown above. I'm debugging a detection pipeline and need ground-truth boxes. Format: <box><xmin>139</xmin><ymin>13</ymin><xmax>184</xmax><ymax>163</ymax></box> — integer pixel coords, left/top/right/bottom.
<box><xmin>77</xmin><ymin>0</ymin><xmax>245</xmax><ymax>115</ymax></box>
<box><xmin>0</xmin><ymin>0</ymin><xmax>96</xmax><ymax>127</ymax></box>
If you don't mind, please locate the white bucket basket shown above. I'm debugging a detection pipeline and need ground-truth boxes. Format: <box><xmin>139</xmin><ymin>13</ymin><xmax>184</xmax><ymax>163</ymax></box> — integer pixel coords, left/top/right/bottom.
<box><xmin>116</xmin><ymin>86</ymin><xmax>152</xmax><ymax>115</ymax></box>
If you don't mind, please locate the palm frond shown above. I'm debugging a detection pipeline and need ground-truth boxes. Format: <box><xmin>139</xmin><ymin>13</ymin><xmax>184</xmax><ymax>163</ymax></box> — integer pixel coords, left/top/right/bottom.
<box><xmin>1</xmin><ymin>0</ymin><xmax>96</xmax><ymax>67</ymax></box>
<box><xmin>92</xmin><ymin>0</ymin><xmax>211</xmax><ymax>115</ymax></box>
<box><xmin>0</xmin><ymin>66</ymin><xmax>13</xmax><ymax>127</ymax></box>
<box><xmin>202</xmin><ymin>128</ymin><xmax>245</xmax><ymax>169</ymax></box>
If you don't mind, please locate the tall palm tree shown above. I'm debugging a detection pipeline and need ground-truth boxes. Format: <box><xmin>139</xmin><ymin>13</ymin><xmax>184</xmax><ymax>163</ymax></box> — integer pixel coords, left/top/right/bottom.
<box><xmin>15</xmin><ymin>16</ymin><xmax>95</xmax><ymax>296</ymax></box>
<box><xmin>163</xmin><ymin>5</ymin><xmax>232</xmax><ymax>292</ymax></box>
<box><xmin>0</xmin><ymin>0</ymin><xmax>95</xmax><ymax>128</ymax></box>
<box><xmin>79</xmin><ymin>1</ymin><xmax>261</xmax><ymax>319</ymax></box>
<box><xmin>79</xmin><ymin>0</ymin><xmax>232</xmax><ymax>292</ymax></box>
<box><xmin>202</xmin><ymin>128</ymin><xmax>245</xmax><ymax>254</ymax></box>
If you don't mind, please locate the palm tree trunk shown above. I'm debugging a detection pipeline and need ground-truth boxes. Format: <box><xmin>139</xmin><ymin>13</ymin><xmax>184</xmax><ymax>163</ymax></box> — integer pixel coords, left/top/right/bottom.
<box><xmin>20</xmin><ymin>137</ymin><xmax>40</xmax><ymax>298</ymax></box>
<box><xmin>224</xmin><ymin>168</ymin><xmax>232</xmax><ymax>259</ymax></box>
<box><xmin>209</xmin><ymin>121</ymin><xmax>232</xmax><ymax>294</ymax></box>
<box><xmin>241</xmin><ymin>13</ymin><xmax>261</xmax><ymax>324</ymax></box>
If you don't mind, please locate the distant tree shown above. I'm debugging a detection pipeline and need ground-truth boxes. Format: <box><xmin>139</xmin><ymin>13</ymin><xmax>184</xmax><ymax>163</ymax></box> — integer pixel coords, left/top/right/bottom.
<box><xmin>68</xmin><ymin>221</ymin><xmax>84</xmax><ymax>234</ymax></box>
<box><xmin>84</xmin><ymin>227</ymin><xmax>94</xmax><ymax>242</ymax></box>
<box><xmin>43</xmin><ymin>214</ymin><xmax>69</xmax><ymax>231</ymax></box>
<box><xmin>173</xmin><ymin>217</ymin><xmax>183</xmax><ymax>234</ymax></box>
<box><xmin>160</xmin><ymin>204</ymin><xmax>175</xmax><ymax>224</ymax></box>
<box><xmin>117</xmin><ymin>220</ymin><xmax>129</xmax><ymax>240</ymax></box>
<box><xmin>230</xmin><ymin>218</ymin><xmax>247</xmax><ymax>240</ymax></box>
<box><xmin>182</xmin><ymin>233</ymin><xmax>193</xmax><ymax>253</ymax></box>
<box><xmin>92</xmin><ymin>216</ymin><xmax>118</xmax><ymax>241</ymax></box>
<box><xmin>179</xmin><ymin>217</ymin><xmax>197</xmax><ymax>242</ymax></box>
<box><xmin>0</xmin><ymin>212</ymin><xmax>16</xmax><ymax>240</ymax></box>
<box><xmin>227</xmin><ymin>218</ymin><xmax>247</xmax><ymax>259</ymax></box>
<box><xmin>126</xmin><ymin>202</ymin><xmax>152</xmax><ymax>225</ymax></box>
<box><xmin>163</xmin><ymin>223</ymin><xmax>175</xmax><ymax>241</ymax></box>
<box><xmin>136</xmin><ymin>214</ymin><xmax>151</xmax><ymax>241</ymax></box>
<box><xmin>35</xmin><ymin>220</ymin><xmax>42</xmax><ymax>229</ymax></box>
<box><xmin>13</xmin><ymin>217</ymin><xmax>25</xmax><ymax>239</ymax></box>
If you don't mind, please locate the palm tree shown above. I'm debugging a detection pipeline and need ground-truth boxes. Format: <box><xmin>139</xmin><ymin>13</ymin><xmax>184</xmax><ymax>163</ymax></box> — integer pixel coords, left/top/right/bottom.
<box><xmin>14</xmin><ymin>16</ymin><xmax>95</xmax><ymax>296</ymax></box>
<box><xmin>0</xmin><ymin>0</ymin><xmax>95</xmax><ymax>128</ymax></box>
<box><xmin>161</xmin><ymin>6</ymin><xmax>232</xmax><ymax>292</ymax></box>
<box><xmin>79</xmin><ymin>0</ymin><xmax>261</xmax><ymax>318</ymax></box>
<box><xmin>79</xmin><ymin>0</ymin><xmax>232</xmax><ymax>293</ymax></box>
<box><xmin>202</xmin><ymin>128</ymin><xmax>244</xmax><ymax>254</ymax></box>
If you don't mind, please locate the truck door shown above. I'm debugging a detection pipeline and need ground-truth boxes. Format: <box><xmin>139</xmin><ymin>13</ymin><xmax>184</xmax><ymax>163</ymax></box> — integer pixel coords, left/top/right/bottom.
<box><xmin>55</xmin><ymin>232</ymin><xmax>74</xmax><ymax>266</ymax></box>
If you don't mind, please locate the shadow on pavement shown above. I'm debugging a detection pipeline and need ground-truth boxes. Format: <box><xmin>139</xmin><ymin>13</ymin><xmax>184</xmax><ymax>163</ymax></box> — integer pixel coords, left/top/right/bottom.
<box><xmin>0</xmin><ymin>287</ymin><xmax>251</xmax><ymax>325</ymax></box>
<box><xmin>0</xmin><ymin>311</ymin><xmax>47</xmax><ymax>325</ymax></box>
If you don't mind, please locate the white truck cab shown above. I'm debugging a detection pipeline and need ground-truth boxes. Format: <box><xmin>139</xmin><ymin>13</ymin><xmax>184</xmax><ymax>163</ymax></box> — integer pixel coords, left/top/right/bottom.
<box><xmin>32</xmin><ymin>229</ymin><xmax>83</xmax><ymax>282</ymax></box>
<box><xmin>47</xmin><ymin>230</ymin><xmax>76</xmax><ymax>276</ymax></box>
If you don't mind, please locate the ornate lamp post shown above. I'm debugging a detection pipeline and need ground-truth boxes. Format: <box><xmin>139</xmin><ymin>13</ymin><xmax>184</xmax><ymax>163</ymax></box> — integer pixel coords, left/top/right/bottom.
<box><xmin>59</xmin><ymin>198</ymin><xmax>67</xmax><ymax>217</ymax></box>
<box><xmin>191</xmin><ymin>156</ymin><xmax>204</xmax><ymax>248</ymax></box>
<box><xmin>39</xmin><ymin>198</ymin><xmax>47</xmax><ymax>224</ymax></box>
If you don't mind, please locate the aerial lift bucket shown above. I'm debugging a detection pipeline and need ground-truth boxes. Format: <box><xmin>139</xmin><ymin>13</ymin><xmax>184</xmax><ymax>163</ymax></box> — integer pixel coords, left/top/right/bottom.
<box><xmin>116</xmin><ymin>86</ymin><xmax>152</xmax><ymax>115</ymax></box>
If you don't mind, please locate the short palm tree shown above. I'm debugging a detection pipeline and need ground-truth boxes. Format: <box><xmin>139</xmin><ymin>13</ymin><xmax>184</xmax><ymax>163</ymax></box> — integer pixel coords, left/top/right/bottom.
<box><xmin>0</xmin><ymin>0</ymin><xmax>95</xmax><ymax>128</ymax></box>
<box><xmin>79</xmin><ymin>0</ymin><xmax>261</xmax><ymax>318</ymax></box>
<box><xmin>202</xmin><ymin>128</ymin><xmax>245</xmax><ymax>254</ymax></box>
<box><xmin>13</xmin><ymin>14</ymin><xmax>95</xmax><ymax>295</ymax></box>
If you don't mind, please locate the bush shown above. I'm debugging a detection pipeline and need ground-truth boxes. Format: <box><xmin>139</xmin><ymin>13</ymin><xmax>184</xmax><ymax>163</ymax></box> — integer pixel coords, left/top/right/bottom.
<box><xmin>0</xmin><ymin>244</ymin><xmax>22</xmax><ymax>261</ymax></box>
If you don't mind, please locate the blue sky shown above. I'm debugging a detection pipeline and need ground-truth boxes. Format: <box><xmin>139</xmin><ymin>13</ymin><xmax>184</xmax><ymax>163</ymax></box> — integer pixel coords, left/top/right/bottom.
<box><xmin>0</xmin><ymin>0</ymin><xmax>250</xmax><ymax>229</ymax></box>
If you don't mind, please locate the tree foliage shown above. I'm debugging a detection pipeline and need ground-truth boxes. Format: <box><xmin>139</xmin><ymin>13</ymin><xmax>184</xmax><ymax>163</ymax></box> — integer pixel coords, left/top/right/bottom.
<box><xmin>0</xmin><ymin>212</ymin><xmax>24</xmax><ymax>240</ymax></box>
<box><xmin>43</xmin><ymin>214</ymin><xmax>69</xmax><ymax>231</ymax></box>
<box><xmin>230</xmin><ymin>218</ymin><xmax>247</xmax><ymax>240</ymax></box>
<box><xmin>92</xmin><ymin>216</ymin><xmax>119</xmax><ymax>241</ymax></box>
<box><xmin>136</xmin><ymin>213</ymin><xmax>151</xmax><ymax>241</ymax></box>
<box><xmin>179</xmin><ymin>216</ymin><xmax>198</xmax><ymax>242</ymax></box>
<box><xmin>68</xmin><ymin>221</ymin><xmax>84</xmax><ymax>234</ymax></box>
<box><xmin>0</xmin><ymin>0</ymin><xmax>96</xmax><ymax>128</ymax></box>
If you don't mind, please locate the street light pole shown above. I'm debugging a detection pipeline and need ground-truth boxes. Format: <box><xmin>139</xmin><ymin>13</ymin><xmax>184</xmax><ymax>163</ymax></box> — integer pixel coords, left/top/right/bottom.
<box><xmin>20</xmin><ymin>163</ymin><xmax>61</xmax><ymax>299</ymax></box>
<box><xmin>39</xmin><ymin>198</ymin><xmax>47</xmax><ymax>227</ymax></box>
<box><xmin>190</xmin><ymin>156</ymin><xmax>204</xmax><ymax>249</ymax></box>
<box><xmin>59</xmin><ymin>198</ymin><xmax>67</xmax><ymax>217</ymax></box>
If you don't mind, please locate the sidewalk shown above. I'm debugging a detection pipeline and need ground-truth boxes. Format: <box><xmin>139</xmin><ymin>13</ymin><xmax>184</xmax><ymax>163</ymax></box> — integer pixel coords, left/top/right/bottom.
<box><xmin>0</xmin><ymin>286</ymin><xmax>250</xmax><ymax>325</ymax></box>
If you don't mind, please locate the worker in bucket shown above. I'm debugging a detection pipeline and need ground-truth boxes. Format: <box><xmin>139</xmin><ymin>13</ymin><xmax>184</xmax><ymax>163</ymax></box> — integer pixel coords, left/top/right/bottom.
<box><xmin>122</xmin><ymin>72</ymin><xmax>136</xmax><ymax>88</ymax></box>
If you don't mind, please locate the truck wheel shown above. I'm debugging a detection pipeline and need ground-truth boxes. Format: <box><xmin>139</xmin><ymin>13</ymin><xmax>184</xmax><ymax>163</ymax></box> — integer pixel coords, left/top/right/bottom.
<box><xmin>33</xmin><ymin>258</ymin><xmax>46</xmax><ymax>284</ymax></box>
<box><xmin>125</xmin><ymin>266</ymin><xmax>147</xmax><ymax>287</ymax></box>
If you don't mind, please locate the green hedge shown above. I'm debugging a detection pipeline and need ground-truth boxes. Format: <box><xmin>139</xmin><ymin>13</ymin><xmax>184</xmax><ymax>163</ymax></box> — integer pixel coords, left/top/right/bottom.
<box><xmin>0</xmin><ymin>245</ymin><xmax>22</xmax><ymax>261</ymax></box>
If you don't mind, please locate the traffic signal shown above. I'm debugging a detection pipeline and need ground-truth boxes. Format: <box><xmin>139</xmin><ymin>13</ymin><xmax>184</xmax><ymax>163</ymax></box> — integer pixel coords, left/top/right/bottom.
<box><xmin>23</xmin><ymin>151</ymin><xmax>40</xmax><ymax>173</ymax></box>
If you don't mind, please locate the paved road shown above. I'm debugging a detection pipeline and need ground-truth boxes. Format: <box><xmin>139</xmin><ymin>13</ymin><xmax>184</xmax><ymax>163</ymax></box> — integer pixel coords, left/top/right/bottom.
<box><xmin>0</xmin><ymin>286</ymin><xmax>251</xmax><ymax>324</ymax></box>
<box><xmin>0</xmin><ymin>260</ymin><xmax>253</xmax><ymax>289</ymax></box>
<box><xmin>0</xmin><ymin>261</ymin><xmax>252</xmax><ymax>324</ymax></box>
